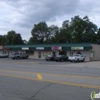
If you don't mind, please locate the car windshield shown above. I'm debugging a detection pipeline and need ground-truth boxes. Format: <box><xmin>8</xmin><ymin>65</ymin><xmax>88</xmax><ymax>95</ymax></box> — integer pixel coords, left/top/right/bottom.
<box><xmin>73</xmin><ymin>54</ymin><xmax>79</xmax><ymax>57</ymax></box>
<box><xmin>47</xmin><ymin>55</ymin><xmax>53</xmax><ymax>57</ymax></box>
<box><xmin>12</xmin><ymin>53</ymin><xmax>19</xmax><ymax>55</ymax></box>
<box><xmin>56</xmin><ymin>55</ymin><xmax>62</xmax><ymax>57</ymax></box>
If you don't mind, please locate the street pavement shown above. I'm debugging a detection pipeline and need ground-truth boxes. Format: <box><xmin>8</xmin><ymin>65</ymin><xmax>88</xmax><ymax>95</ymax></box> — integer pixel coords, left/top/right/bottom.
<box><xmin>0</xmin><ymin>58</ymin><xmax>100</xmax><ymax>100</ymax></box>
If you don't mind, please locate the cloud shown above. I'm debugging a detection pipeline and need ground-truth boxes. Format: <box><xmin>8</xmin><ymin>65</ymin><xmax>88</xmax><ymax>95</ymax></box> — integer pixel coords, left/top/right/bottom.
<box><xmin>0</xmin><ymin>0</ymin><xmax>100</xmax><ymax>40</ymax></box>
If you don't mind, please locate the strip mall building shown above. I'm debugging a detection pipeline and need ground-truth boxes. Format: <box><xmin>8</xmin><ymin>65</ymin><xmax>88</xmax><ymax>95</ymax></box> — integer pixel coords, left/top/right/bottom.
<box><xmin>4</xmin><ymin>43</ymin><xmax>100</xmax><ymax>61</ymax></box>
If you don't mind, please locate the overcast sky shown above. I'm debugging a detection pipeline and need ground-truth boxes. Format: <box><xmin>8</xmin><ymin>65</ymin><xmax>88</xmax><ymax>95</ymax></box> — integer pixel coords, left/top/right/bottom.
<box><xmin>0</xmin><ymin>0</ymin><xmax>100</xmax><ymax>41</ymax></box>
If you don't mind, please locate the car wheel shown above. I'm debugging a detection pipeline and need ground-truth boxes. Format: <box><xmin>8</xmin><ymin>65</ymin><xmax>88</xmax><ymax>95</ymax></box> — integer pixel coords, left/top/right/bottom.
<box><xmin>77</xmin><ymin>59</ymin><xmax>79</xmax><ymax>62</ymax></box>
<box><xmin>46</xmin><ymin>59</ymin><xmax>48</xmax><ymax>61</ymax></box>
<box><xmin>82</xmin><ymin>58</ymin><xmax>85</xmax><ymax>62</ymax></box>
<box><xmin>16</xmin><ymin>56</ymin><xmax>20</xmax><ymax>59</ymax></box>
<box><xmin>26</xmin><ymin>56</ymin><xmax>28</xmax><ymax>59</ymax></box>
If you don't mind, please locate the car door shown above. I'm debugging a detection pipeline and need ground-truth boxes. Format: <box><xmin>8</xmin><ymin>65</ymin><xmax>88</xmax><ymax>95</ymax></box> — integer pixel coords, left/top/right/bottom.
<box><xmin>19</xmin><ymin>53</ymin><xmax>21</xmax><ymax>57</ymax></box>
<box><xmin>38</xmin><ymin>51</ymin><xmax>41</xmax><ymax>58</ymax></box>
<box><xmin>63</xmin><ymin>55</ymin><xmax>66</xmax><ymax>61</ymax></box>
<box><xmin>79</xmin><ymin>55</ymin><xmax>83</xmax><ymax>60</ymax></box>
<box><xmin>80</xmin><ymin>55</ymin><xmax>84</xmax><ymax>60</ymax></box>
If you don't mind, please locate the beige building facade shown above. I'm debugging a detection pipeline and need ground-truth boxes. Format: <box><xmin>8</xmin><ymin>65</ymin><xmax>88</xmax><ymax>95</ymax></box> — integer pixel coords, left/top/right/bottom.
<box><xmin>31</xmin><ymin>50</ymin><xmax>91</xmax><ymax>61</ymax></box>
<box><xmin>90</xmin><ymin>44</ymin><xmax>100</xmax><ymax>61</ymax></box>
<box><xmin>4</xmin><ymin>43</ymin><xmax>100</xmax><ymax>61</ymax></box>
<box><xmin>0</xmin><ymin>45</ymin><xmax>4</xmax><ymax>53</ymax></box>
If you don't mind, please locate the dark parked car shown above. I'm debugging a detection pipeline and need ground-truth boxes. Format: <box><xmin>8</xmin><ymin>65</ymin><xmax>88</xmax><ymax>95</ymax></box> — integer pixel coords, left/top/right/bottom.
<box><xmin>45</xmin><ymin>54</ymin><xmax>55</xmax><ymax>61</ymax></box>
<box><xmin>55</xmin><ymin>55</ymin><xmax>68</xmax><ymax>62</ymax></box>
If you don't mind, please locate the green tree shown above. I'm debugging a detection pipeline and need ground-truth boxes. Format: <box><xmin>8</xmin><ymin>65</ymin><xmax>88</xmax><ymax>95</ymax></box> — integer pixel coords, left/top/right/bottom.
<box><xmin>28</xmin><ymin>37</ymin><xmax>40</xmax><ymax>44</ymax></box>
<box><xmin>6</xmin><ymin>30</ymin><xmax>23</xmax><ymax>45</ymax></box>
<box><xmin>96</xmin><ymin>28</ymin><xmax>100</xmax><ymax>44</ymax></box>
<box><xmin>70</xmin><ymin>15</ymin><xmax>97</xmax><ymax>43</ymax></box>
<box><xmin>0</xmin><ymin>35</ymin><xmax>7</xmax><ymax>45</ymax></box>
<box><xmin>53</xmin><ymin>20</ymin><xmax>72</xmax><ymax>43</ymax></box>
<box><xmin>14</xmin><ymin>34</ymin><xmax>24</xmax><ymax>44</ymax></box>
<box><xmin>28</xmin><ymin>16</ymin><xmax>99</xmax><ymax>44</ymax></box>
<box><xmin>62</xmin><ymin>20</ymin><xmax>70</xmax><ymax>29</ymax></box>
<box><xmin>23</xmin><ymin>40</ymin><xmax>28</xmax><ymax>44</ymax></box>
<box><xmin>45</xmin><ymin>25</ymin><xmax>59</xmax><ymax>43</ymax></box>
<box><xmin>30</xmin><ymin>22</ymin><xmax>48</xmax><ymax>44</ymax></box>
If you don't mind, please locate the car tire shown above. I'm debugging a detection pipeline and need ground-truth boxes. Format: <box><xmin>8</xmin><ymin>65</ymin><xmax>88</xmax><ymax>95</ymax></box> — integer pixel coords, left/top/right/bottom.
<box><xmin>16</xmin><ymin>56</ymin><xmax>20</xmax><ymax>59</ymax></box>
<box><xmin>82</xmin><ymin>58</ymin><xmax>85</xmax><ymax>62</ymax></box>
<box><xmin>26</xmin><ymin>55</ymin><xmax>28</xmax><ymax>59</ymax></box>
<box><xmin>77</xmin><ymin>59</ymin><xmax>79</xmax><ymax>62</ymax></box>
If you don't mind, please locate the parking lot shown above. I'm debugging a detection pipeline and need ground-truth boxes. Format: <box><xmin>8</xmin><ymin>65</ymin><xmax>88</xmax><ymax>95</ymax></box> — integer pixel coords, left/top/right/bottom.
<box><xmin>0</xmin><ymin>57</ymin><xmax>72</xmax><ymax>66</ymax></box>
<box><xmin>1</xmin><ymin>57</ymin><xmax>100</xmax><ymax>68</ymax></box>
<box><xmin>0</xmin><ymin>57</ymin><xmax>100</xmax><ymax>100</ymax></box>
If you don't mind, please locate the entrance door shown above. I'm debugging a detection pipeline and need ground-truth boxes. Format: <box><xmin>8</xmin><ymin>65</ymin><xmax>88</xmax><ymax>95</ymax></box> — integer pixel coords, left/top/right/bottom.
<box><xmin>70</xmin><ymin>51</ymin><xmax>73</xmax><ymax>56</ymax></box>
<box><xmin>59</xmin><ymin>51</ymin><xmax>66</xmax><ymax>55</ymax></box>
<box><xmin>38</xmin><ymin>51</ymin><xmax>41</xmax><ymax>58</ymax></box>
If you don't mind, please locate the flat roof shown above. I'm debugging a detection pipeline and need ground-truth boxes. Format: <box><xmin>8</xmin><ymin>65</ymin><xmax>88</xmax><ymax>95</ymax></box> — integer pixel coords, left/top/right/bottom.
<box><xmin>4</xmin><ymin>43</ymin><xmax>92</xmax><ymax>50</ymax></box>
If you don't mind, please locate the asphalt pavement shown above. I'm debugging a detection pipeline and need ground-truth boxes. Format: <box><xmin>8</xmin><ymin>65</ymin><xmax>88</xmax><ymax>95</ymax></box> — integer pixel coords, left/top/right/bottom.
<box><xmin>0</xmin><ymin>58</ymin><xmax>100</xmax><ymax>100</ymax></box>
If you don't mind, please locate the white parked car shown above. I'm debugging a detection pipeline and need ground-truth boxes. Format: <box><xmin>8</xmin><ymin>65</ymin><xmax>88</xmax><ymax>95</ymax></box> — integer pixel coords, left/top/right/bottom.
<box><xmin>0</xmin><ymin>53</ymin><xmax>8</xmax><ymax>58</ymax></box>
<box><xmin>68</xmin><ymin>54</ymin><xmax>85</xmax><ymax>62</ymax></box>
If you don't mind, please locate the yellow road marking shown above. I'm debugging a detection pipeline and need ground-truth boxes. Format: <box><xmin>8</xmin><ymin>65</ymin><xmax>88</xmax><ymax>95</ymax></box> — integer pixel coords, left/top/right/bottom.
<box><xmin>0</xmin><ymin>69</ymin><xmax>100</xmax><ymax>80</ymax></box>
<box><xmin>0</xmin><ymin>73</ymin><xmax>100</xmax><ymax>89</ymax></box>
<box><xmin>37</xmin><ymin>73</ymin><xmax>43</xmax><ymax>80</ymax></box>
<box><xmin>39</xmin><ymin>73</ymin><xmax>100</xmax><ymax>79</ymax></box>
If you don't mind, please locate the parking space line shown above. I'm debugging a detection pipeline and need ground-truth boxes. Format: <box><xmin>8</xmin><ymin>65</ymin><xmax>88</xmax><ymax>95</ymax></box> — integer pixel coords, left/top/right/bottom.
<box><xmin>37</xmin><ymin>73</ymin><xmax>43</xmax><ymax>80</ymax></box>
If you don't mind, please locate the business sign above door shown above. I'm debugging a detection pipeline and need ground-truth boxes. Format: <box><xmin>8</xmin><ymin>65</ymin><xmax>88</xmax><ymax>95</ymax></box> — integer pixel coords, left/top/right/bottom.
<box><xmin>52</xmin><ymin>46</ymin><xmax>62</xmax><ymax>50</ymax></box>
<box><xmin>22</xmin><ymin>47</ymin><xmax>29</xmax><ymax>50</ymax></box>
<box><xmin>71</xmin><ymin>47</ymin><xmax>84</xmax><ymax>50</ymax></box>
<box><xmin>36</xmin><ymin>47</ymin><xmax>44</xmax><ymax>50</ymax></box>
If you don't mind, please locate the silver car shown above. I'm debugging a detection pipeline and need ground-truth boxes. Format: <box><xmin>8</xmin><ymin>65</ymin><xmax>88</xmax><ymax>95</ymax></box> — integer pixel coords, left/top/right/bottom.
<box><xmin>0</xmin><ymin>53</ymin><xmax>8</xmax><ymax>58</ymax></box>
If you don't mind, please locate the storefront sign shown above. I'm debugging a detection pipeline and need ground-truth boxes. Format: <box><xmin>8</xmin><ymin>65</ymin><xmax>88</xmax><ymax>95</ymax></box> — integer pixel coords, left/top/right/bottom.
<box><xmin>58</xmin><ymin>47</ymin><xmax>62</xmax><ymax>50</ymax></box>
<box><xmin>71</xmin><ymin>47</ymin><xmax>84</xmax><ymax>50</ymax></box>
<box><xmin>43</xmin><ymin>51</ymin><xmax>51</xmax><ymax>56</ymax></box>
<box><xmin>52</xmin><ymin>46</ymin><xmax>62</xmax><ymax>50</ymax></box>
<box><xmin>36</xmin><ymin>47</ymin><xmax>44</xmax><ymax>50</ymax></box>
<box><xmin>4</xmin><ymin>48</ymin><xmax>10</xmax><ymax>50</ymax></box>
<box><xmin>22</xmin><ymin>47</ymin><xmax>29</xmax><ymax>50</ymax></box>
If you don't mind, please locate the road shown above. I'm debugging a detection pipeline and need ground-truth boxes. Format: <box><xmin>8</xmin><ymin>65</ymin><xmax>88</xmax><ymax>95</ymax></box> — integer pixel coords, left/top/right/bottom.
<box><xmin>0</xmin><ymin>58</ymin><xmax>100</xmax><ymax>100</ymax></box>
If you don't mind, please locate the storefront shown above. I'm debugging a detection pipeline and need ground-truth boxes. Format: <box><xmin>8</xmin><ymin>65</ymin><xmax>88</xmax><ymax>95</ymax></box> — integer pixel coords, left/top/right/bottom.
<box><xmin>4</xmin><ymin>43</ymin><xmax>100</xmax><ymax>61</ymax></box>
<box><xmin>0</xmin><ymin>45</ymin><xmax>3</xmax><ymax>53</ymax></box>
